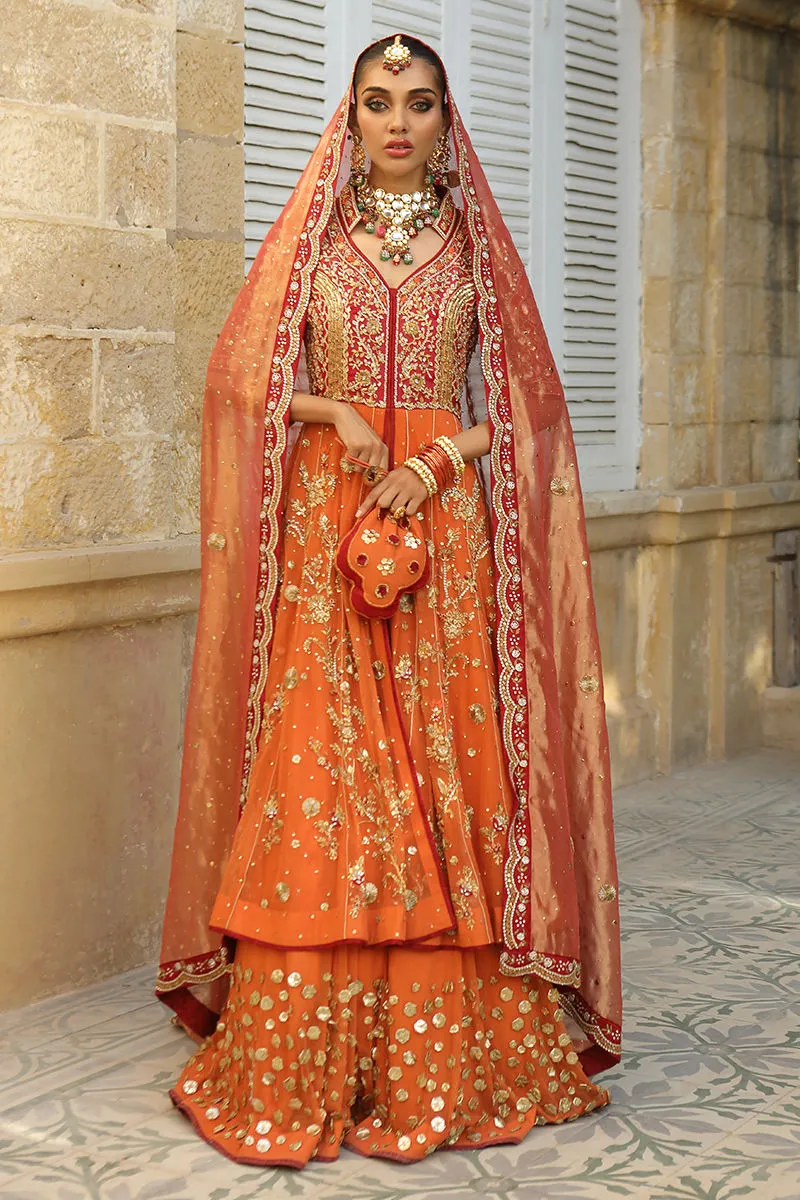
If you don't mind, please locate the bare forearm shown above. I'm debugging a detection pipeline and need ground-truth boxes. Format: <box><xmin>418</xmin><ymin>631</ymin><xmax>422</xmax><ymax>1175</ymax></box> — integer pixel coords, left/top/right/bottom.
<box><xmin>289</xmin><ymin>389</ymin><xmax>343</xmax><ymax>425</ymax></box>
<box><xmin>450</xmin><ymin>420</ymin><xmax>490</xmax><ymax>464</ymax></box>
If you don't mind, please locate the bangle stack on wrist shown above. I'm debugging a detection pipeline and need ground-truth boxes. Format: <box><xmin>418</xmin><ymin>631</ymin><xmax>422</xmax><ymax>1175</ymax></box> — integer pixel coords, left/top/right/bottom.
<box><xmin>403</xmin><ymin>435</ymin><xmax>466</xmax><ymax>497</ymax></box>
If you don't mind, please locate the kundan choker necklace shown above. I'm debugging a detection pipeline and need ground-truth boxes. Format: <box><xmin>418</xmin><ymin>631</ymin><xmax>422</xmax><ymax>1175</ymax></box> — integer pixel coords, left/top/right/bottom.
<box><xmin>354</xmin><ymin>180</ymin><xmax>440</xmax><ymax>265</ymax></box>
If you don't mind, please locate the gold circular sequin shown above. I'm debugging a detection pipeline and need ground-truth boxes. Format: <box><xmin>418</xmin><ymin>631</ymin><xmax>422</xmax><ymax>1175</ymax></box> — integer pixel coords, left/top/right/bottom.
<box><xmin>397</xmin><ymin>1135</ymin><xmax>411</xmax><ymax>1150</ymax></box>
<box><xmin>431</xmin><ymin>1116</ymin><xmax>446</xmax><ymax>1133</ymax></box>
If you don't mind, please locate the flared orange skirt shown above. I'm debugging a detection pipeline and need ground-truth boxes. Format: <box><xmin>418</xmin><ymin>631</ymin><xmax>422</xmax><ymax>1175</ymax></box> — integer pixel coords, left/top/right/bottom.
<box><xmin>171</xmin><ymin>403</ymin><xmax>611</xmax><ymax>1165</ymax></box>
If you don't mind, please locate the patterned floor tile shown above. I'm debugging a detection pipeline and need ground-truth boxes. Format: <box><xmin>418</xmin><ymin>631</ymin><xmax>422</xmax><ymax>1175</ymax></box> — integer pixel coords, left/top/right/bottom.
<box><xmin>0</xmin><ymin>749</ymin><xmax>798</xmax><ymax>1200</ymax></box>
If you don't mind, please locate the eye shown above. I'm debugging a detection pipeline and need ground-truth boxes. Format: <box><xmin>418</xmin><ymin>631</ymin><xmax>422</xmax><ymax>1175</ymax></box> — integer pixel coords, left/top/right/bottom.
<box><xmin>366</xmin><ymin>99</ymin><xmax>387</xmax><ymax>111</ymax></box>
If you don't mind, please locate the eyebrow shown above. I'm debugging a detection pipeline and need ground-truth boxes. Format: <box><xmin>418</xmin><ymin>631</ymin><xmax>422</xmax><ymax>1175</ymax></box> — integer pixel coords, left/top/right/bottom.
<box><xmin>360</xmin><ymin>86</ymin><xmax>437</xmax><ymax>97</ymax></box>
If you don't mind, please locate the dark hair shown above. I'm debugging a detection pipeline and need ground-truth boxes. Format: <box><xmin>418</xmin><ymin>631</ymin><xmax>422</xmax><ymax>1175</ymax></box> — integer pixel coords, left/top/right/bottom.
<box><xmin>354</xmin><ymin>35</ymin><xmax>446</xmax><ymax>102</ymax></box>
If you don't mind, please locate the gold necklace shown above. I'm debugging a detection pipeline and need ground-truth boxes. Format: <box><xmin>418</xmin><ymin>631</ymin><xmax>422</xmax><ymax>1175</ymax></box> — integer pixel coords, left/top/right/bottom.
<box><xmin>354</xmin><ymin>180</ymin><xmax>440</xmax><ymax>265</ymax></box>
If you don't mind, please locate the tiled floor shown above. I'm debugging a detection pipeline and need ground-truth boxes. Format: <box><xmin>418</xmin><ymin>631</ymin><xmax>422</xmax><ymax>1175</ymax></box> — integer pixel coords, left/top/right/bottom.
<box><xmin>1</xmin><ymin>748</ymin><xmax>798</xmax><ymax>1200</ymax></box>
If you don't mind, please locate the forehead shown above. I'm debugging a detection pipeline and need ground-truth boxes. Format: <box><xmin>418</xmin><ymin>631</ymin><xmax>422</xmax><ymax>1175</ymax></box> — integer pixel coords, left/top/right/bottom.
<box><xmin>356</xmin><ymin>56</ymin><xmax>442</xmax><ymax>98</ymax></box>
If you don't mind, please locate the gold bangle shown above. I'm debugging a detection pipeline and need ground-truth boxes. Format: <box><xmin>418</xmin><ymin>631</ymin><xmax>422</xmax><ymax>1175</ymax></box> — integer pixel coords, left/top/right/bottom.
<box><xmin>432</xmin><ymin>434</ymin><xmax>465</xmax><ymax>478</ymax></box>
<box><xmin>405</xmin><ymin>456</ymin><xmax>438</xmax><ymax>497</ymax></box>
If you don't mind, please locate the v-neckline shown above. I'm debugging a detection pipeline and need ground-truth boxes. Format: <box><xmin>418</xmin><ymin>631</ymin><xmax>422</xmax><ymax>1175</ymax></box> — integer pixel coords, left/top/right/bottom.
<box><xmin>338</xmin><ymin>187</ymin><xmax>458</xmax><ymax>296</ymax></box>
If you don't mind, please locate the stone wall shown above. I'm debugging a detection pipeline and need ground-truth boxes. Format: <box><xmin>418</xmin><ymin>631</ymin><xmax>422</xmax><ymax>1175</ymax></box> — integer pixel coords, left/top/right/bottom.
<box><xmin>0</xmin><ymin>0</ymin><xmax>243</xmax><ymax>1009</ymax></box>
<box><xmin>0</xmin><ymin>0</ymin><xmax>798</xmax><ymax>1011</ymax></box>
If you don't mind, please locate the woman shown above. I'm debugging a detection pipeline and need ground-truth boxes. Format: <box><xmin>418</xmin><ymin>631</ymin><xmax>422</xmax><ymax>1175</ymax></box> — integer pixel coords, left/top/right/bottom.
<box><xmin>157</xmin><ymin>33</ymin><xmax>622</xmax><ymax>1167</ymax></box>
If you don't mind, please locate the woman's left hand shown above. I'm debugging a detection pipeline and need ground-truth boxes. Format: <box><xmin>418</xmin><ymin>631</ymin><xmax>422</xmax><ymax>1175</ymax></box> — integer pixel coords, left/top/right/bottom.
<box><xmin>355</xmin><ymin>465</ymin><xmax>429</xmax><ymax>518</ymax></box>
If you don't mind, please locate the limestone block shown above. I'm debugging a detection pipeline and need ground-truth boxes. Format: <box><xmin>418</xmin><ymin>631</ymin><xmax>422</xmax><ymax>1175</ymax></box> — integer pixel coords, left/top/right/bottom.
<box><xmin>726</xmin><ymin>146</ymin><xmax>768</xmax><ymax>219</ymax></box>
<box><xmin>669</xmin><ymin>422</ymin><xmax>713</xmax><ymax>489</ymax></box>
<box><xmin>0</xmin><ymin>0</ymin><xmax>175</xmax><ymax>121</ymax></box>
<box><xmin>673</xmin><ymin>212</ymin><xmax>708</xmax><ymax>280</ymax></box>
<box><xmin>112</xmin><ymin>0</ymin><xmax>172</xmax><ymax>15</ymax></box>
<box><xmin>671</xmin><ymin>539</ymin><xmax>713</xmax><ymax>767</ymax></box>
<box><xmin>0</xmin><ymin>108</ymin><xmax>98</xmax><ymax>220</ymax></box>
<box><xmin>722</xmin><ymin>285</ymin><xmax>754</xmax><ymax>355</ymax></box>
<box><xmin>641</xmin><ymin>67</ymin><xmax>675</xmax><ymax>140</ymax></box>
<box><xmin>174</xmin><ymin>432</ymin><xmax>201</xmax><ymax>535</ymax></box>
<box><xmin>673</xmin><ymin>138</ymin><xmax>709</xmax><ymax>214</ymax></box>
<box><xmin>723</xmin><ymin>353</ymin><xmax>772</xmax><ymax>423</ymax></box>
<box><xmin>725</xmin><ymin>216</ymin><xmax>770</xmax><ymax>285</ymax></box>
<box><xmin>176</xmin><ymin>237</ymin><xmax>243</xmax><ymax>339</ymax></box>
<box><xmin>761</xmin><ymin>687</ymin><xmax>800</xmax><ymax>750</ymax></box>
<box><xmin>642</xmin><ymin>136</ymin><xmax>673</xmax><ymax>210</ymax></box>
<box><xmin>177</xmin><ymin>32</ymin><xmax>243</xmax><ymax>138</ymax></box>
<box><xmin>770</xmin><ymin>355</ymin><xmax>800</xmax><ymax>422</ymax></box>
<box><xmin>724</xmin><ymin>534</ymin><xmax>772</xmax><ymax>755</ymax></box>
<box><xmin>98</xmin><ymin>341</ymin><xmax>175</xmax><ymax>435</ymax></box>
<box><xmin>670</xmin><ymin>356</ymin><xmax>709</xmax><ymax>424</ymax></box>
<box><xmin>0</xmin><ymin>616</ymin><xmax>184</xmax><ymax>1007</ymax></box>
<box><xmin>642</xmin><ymin>277</ymin><xmax>671</xmax><ymax>356</ymax></box>
<box><xmin>638</xmin><ymin>423</ymin><xmax>669</xmax><ymax>488</ymax></box>
<box><xmin>642</xmin><ymin>208</ymin><xmax>673</xmax><ymax>279</ymax></box>
<box><xmin>671</xmin><ymin>280</ymin><xmax>704</xmax><ymax>354</ymax></box>
<box><xmin>641</xmin><ymin>351</ymin><xmax>670</xmax><ymax>424</ymax></box>
<box><xmin>726</xmin><ymin>21</ymin><xmax>773</xmax><ymax>84</ymax></box>
<box><xmin>0</xmin><ymin>438</ymin><xmax>174</xmax><ymax>550</ymax></box>
<box><xmin>590</xmin><ymin>547</ymin><xmax>640</xmax><ymax>703</ymax></box>
<box><xmin>751</xmin><ymin>420</ymin><xmax>799</xmax><ymax>482</ymax></box>
<box><xmin>104</xmin><ymin>125</ymin><xmax>176</xmax><ymax>230</ymax></box>
<box><xmin>177</xmin><ymin>0</ymin><xmax>243</xmax><ymax>39</ymax></box>
<box><xmin>772</xmin><ymin>288</ymin><xmax>799</xmax><ymax>357</ymax></box>
<box><xmin>674</xmin><ymin>68</ymin><xmax>711</xmax><ymax>141</ymax></box>
<box><xmin>715</xmin><ymin>420</ymin><xmax>753</xmax><ymax>485</ymax></box>
<box><xmin>0</xmin><ymin>334</ymin><xmax>92</xmax><ymax>442</ymax></box>
<box><xmin>726</xmin><ymin>77</ymin><xmax>770</xmax><ymax>151</ymax></box>
<box><xmin>177</xmin><ymin>137</ymin><xmax>243</xmax><ymax>235</ymax></box>
<box><xmin>175</xmin><ymin>328</ymin><xmax>214</xmax><ymax>431</ymax></box>
<box><xmin>673</xmin><ymin>5</ymin><xmax>716</xmax><ymax>73</ymax></box>
<box><xmin>0</xmin><ymin>220</ymin><xmax>175</xmax><ymax>331</ymax></box>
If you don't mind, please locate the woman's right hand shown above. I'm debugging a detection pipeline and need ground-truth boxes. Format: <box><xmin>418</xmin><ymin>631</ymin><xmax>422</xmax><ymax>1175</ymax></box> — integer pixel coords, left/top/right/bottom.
<box><xmin>333</xmin><ymin>403</ymin><xmax>389</xmax><ymax>476</ymax></box>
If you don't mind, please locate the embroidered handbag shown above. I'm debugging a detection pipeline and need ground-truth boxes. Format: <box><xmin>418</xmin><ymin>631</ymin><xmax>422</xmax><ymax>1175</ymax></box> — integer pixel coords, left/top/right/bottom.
<box><xmin>335</xmin><ymin>505</ymin><xmax>430</xmax><ymax>619</ymax></box>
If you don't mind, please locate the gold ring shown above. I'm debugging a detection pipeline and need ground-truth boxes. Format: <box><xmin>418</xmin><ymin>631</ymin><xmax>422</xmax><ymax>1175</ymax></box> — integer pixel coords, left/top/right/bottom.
<box><xmin>391</xmin><ymin>505</ymin><xmax>406</xmax><ymax>522</ymax></box>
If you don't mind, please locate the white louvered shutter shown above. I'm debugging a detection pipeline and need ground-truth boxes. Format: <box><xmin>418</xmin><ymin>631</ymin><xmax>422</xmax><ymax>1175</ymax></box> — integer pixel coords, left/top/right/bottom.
<box><xmin>372</xmin><ymin>1</ymin><xmax>443</xmax><ymax>46</ymax></box>
<box><xmin>469</xmin><ymin>0</ymin><xmax>533</xmax><ymax>267</ymax></box>
<box><xmin>244</xmin><ymin>0</ymin><xmax>327</xmax><ymax>266</ymax></box>
<box><xmin>562</xmin><ymin>0</ymin><xmax>621</xmax><ymax>449</ymax></box>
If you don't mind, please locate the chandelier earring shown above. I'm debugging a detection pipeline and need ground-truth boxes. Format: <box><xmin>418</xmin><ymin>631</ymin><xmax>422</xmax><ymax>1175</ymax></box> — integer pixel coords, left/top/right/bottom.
<box><xmin>349</xmin><ymin>129</ymin><xmax>367</xmax><ymax>187</ymax></box>
<box><xmin>425</xmin><ymin>130</ymin><xmax>452</xmax><ymax>188</ymax></box>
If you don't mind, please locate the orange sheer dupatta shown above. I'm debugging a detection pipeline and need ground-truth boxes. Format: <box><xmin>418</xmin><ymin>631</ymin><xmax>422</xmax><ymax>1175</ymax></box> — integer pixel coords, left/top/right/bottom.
<box><xmin>157</xmin><ymin>36</ymin><xmax>622</xmax><ymax>1074</ymax></box>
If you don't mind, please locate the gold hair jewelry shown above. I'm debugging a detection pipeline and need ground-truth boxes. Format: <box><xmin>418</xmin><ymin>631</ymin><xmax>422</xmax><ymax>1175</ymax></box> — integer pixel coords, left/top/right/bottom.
<box><xmin>355</xmin><ymin>180</ymin><xmax>439</xmax><ymax>265</ymax></box>
<box><xmin>383</xmin><ymin>34</ymin><xmax>412</xmax><ymax>75</ymax></box>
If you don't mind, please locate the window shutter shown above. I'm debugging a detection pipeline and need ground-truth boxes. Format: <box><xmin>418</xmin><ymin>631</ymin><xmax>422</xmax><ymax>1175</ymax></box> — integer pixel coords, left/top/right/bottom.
<box><xmin>562</xmin><ymin>0</ymin><xmax>625</xmax><ymax>457</ymax></box>
<box><xmin>372</xmin><ymin>1</ymin><xmax>443</xmax><ymax>45</ymax></box>
<box><xmin>469</xmin><ymin>0</ymin><xmax>533</xmax><ymax>266</ymax></box>
<box><xmin>244</xmin><ymin>0</ymin><xmax>327</xmax><ymax>266</ymax></box>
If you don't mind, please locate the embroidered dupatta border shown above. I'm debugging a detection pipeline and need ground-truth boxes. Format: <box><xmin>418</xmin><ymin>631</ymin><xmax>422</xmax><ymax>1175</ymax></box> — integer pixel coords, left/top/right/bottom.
<box><xmin>240</xmin><ymin>109</ymin><xmax>350</xmax><ymax>810</ymax></box>
<box><xmin>450</xmin><ymin>113</ymin><xmax>620</xmax><ymax>1061</ymax></box>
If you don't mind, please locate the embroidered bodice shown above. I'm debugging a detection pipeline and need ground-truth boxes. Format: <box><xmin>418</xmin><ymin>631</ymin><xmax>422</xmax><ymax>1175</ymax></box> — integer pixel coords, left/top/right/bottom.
<box><xmin>303</xmin><ymin>184</ymin><xmax>478</xmax><ymax>416</ymax></box>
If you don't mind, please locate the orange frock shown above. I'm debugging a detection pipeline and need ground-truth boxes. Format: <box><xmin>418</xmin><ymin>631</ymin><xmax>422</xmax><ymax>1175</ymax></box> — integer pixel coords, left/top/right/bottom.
<box><xmin>170</xmin><ymin>183</ymin><xmax>611</xmax><ymax>1165</ymax></box>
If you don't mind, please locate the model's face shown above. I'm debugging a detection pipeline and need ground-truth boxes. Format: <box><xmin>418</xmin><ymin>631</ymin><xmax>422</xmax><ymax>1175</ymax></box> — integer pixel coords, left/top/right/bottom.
<box><xmin>353</xmin><ymin>58</ymin><xmax>447</xmax><ymax>181</ymax></box>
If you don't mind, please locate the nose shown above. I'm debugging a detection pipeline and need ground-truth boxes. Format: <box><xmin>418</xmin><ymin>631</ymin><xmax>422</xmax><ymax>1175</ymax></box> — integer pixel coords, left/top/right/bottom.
<box><xmin>387</xmin><ymin>107</ymin><xmax>408</xmax><ymax>134</ymax></box>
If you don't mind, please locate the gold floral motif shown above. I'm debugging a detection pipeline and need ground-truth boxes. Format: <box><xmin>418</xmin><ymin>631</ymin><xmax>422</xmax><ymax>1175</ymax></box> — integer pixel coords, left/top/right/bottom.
<box><xmin>469</xmin><ymin>703</ymin><xmax>486</xmax><ymax>724</ymax></box>
<box><xmin>284</xmin><ymin>668</ymin><xmax>299</xmax><ymax>689</ymax></box>
<box><xmin>361</xmin><ymin>528</ymin><xmax>380</xmax><ymax>544</ymax></box>
<box><xmin>275</xmin><ymin>882</ymin><xmax>291</xmax><ymax>902</ymax></box>
<box><xmin>301</xmin><ymin>797</ymin><xmax>320</xmax><ymax>818</ymax></box>
<box><xmin>206</xmin><ymin>532</ymin><xmax>226</xmax><ymax>549</ymax></box>
<box><xmin>579</xmin><ymin>675</ymin><xmax>599</xmax><ymax>694</ymax></box>
<box><xmin>372</xmin><ymin>660</ymin><xmax>386</xmax><ymax>681</ymax></box>
<box><xmin>283</xmin><ymin>584</ymin><xmax>300</xmax><ymax>602</ymax></box>
<box><xmin>598</xmin><ymin>883</ymin><xmax>617</xmax><ymax>902</ymax></box>
<box><xmin>377</xmin><ymin>557</ymin><xmax>396</xmax><ymax>576</ymax></box>
<box><xmin>550</xmin><ymin>477</ymin><xmax>569</xmax><ymax>495</ymax></box>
